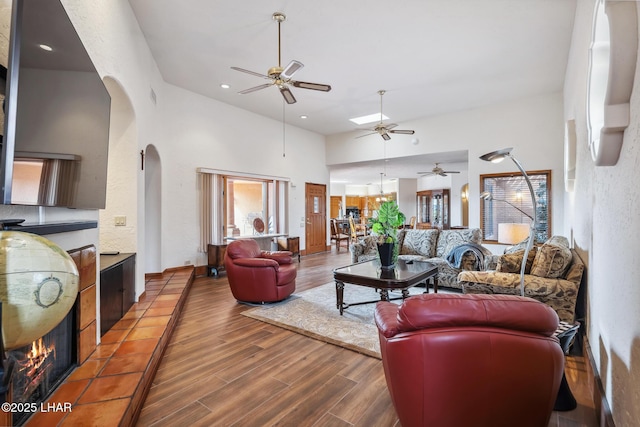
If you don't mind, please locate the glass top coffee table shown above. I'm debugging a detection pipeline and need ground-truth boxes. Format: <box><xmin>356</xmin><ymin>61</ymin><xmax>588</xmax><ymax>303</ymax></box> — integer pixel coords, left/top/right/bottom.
<box><xmin>332</xmin><ymin>259</ymin><xmax>438</xmax><ymax>315</ymax></box>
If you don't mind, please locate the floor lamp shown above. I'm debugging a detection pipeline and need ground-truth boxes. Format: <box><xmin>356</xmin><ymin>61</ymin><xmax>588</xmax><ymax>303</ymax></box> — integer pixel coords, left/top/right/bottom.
<box><xmin>480</xmin><ymin>147</ymin><xmax>537</xmax><ymax>297</ymax></box>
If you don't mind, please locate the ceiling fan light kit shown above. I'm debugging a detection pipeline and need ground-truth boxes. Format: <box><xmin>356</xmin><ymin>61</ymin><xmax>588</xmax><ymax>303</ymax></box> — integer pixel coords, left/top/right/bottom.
<box><xmin>231</xmin><ymin>12</ymin><xmax>331</xmax><ymax>104</ymax></box>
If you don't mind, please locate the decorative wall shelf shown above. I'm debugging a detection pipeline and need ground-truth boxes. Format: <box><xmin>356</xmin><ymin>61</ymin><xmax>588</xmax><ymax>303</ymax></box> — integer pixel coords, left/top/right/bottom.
<box><xmin>586</xmin><ymin>0</ymin><xmax>638</xmax><ymax>166</ymax></box>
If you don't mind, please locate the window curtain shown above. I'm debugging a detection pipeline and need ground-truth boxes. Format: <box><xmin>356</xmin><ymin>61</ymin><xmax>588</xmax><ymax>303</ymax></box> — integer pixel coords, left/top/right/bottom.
<box><xmin>199</xmin><ymin>171</ymin><xmax>224</xmax><ymax>252</ymax></box>
<box><xmin>199</xmin><ymin>172</ymin><xmax>213</xmax><ymax>253</ymax></box>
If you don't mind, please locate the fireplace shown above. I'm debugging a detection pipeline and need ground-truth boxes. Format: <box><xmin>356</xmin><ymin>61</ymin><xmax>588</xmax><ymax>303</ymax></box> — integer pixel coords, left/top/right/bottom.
<box><xmin>7</xmin><ymin>307</ymin><xmax>76</xmax><ymax>426</ymax></box>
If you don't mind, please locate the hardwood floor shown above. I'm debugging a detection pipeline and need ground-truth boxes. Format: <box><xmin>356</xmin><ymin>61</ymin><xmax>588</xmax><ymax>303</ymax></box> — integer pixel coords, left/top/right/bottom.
<box><xmin>137</xmin><ymin>248</ymin><xmax>599</xmax><ymax>427</ymax></box>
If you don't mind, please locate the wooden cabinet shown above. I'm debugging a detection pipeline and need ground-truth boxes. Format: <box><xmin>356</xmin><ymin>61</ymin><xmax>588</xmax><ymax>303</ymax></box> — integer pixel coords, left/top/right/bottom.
<box><xmin>416</xmin><ymin>189</ymin><xmax>450</xmax><ymax>229</ymax></box>
<box><xmin>100</xmin><ymin>253</ymin><xmax>136</xmax><ymax>335</ymax></box>
<box><xmin>277</xmin><ymin>236</ymin><xmax>300</xmax><ymax>261</ymax></box>
<box><xmin>207</xmin><ymin>244</ymin><xmax>227</xmax><ymax>276</ymax></box>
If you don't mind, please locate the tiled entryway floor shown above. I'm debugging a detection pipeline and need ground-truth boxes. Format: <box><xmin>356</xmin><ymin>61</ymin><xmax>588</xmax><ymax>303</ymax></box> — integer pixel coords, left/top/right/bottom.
<box><xmin>24</xmin><ymin>268</ymin><xmax>193</xmax><ymax>427</ymax></box>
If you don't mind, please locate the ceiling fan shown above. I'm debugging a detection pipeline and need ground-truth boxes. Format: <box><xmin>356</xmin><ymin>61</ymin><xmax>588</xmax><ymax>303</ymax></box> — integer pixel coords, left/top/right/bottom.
<box><xmin>231</xmin><ymin>12</ymin><xmax>331</xmax><ymax>104</ymax></box>
<box><xmin>357</xmin><ymin>90</ymin><xmax>415</xmax><ymax>141</ymax></box>
<box><xmin>418</xmin><ymin>163</ymin><xmax>461</xmax><ymax>177</ymax></box>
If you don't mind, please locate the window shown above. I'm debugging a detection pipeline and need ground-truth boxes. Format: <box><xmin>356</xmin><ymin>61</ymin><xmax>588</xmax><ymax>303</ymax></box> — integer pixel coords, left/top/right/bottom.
<box><xmin>198</xmin><ymin>169</ymin><xmax>289</xmax><ymax>251</ymax></box>
<box><xmin>480</xmin><ymin>170</ymin><xmax>551</xmax><ymax>243</ymax></box>
<box><xmin>224</xmin><ymin>176</ymin><xmax>286</xmax><ymax>237</ymax></box>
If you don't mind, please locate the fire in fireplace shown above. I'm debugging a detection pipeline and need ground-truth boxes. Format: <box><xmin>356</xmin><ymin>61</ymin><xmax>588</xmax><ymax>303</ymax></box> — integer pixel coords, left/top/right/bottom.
<box><xmin>7</xmin><ymin>308</ymin><xmax>75</xmax><ymax>426</ymax></box>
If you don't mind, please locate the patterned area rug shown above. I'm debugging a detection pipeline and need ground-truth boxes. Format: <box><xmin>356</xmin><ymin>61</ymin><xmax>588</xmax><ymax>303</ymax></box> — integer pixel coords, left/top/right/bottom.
<box><xmin>241</xmin><ymin>282</ymin><xmax>428</xmax><ymax>359</ymax></box>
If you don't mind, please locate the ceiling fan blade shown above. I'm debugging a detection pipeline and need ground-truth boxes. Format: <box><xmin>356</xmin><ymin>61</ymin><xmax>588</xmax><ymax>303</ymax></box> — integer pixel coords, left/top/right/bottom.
<box><xmin>292</xmin><ymin>80</ymin><xmax>332</xmax><ymax>92</ymax></box>
<box><xmin>389</xmin><ymin>129</ymin><xmax>415</xmax><ymax>135</ymax></box>
<box><xmin>355</xmin><ymin>132</ymin><xmax>377</xmax><ymax>139</ymax></box>
<box><xmin>381</xmin><ymin>132</ymin><xmax>391</xmax><ymax>141</ymax></box>
<box><xmin>443</xmin><ymin>171</ymin><xmax>461</xmax><ymax>174</ymax></box>
<box><xmin>238</xmin><ymin>83</ymin><xmax>273</xmax><ymax>94</ymax></box>
<box><xmin>281</xmin><ymin>60</ymin><xmax>304</xmax><ymax>79</ymax></box>
<box><xmin>385</xmin><ymin>123</ymin><xmax>398</xmax><ymax>130</ymax></box>
<box><xmin>231</xmin><ymin>66</ymin><xmax>270</xmax><ymax>79</ymax></box>
<box><xmin>280</xmin><ymin>86</ymin><xmax>297</xmax><ymax>104</ymax></box>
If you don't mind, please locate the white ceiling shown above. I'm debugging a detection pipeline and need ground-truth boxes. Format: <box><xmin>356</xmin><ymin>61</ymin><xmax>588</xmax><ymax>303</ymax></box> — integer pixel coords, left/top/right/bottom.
<box><xmin>127</xmin><ymin>0</ymin><xmax>577</xmax><ymax>183</ymax></box>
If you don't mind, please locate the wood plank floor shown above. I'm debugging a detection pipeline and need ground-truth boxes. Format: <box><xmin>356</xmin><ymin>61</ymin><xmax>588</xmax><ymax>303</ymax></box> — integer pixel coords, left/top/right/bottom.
<box><xmin>137</xmin><ymin>248</ymin><xmax>599</xmax><ymax>427</ymax></box>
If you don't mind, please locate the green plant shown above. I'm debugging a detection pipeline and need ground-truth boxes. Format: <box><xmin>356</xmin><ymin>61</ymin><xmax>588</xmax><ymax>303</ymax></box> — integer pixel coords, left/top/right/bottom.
<box><xmin>371</xmin><ymin>201</ymin><xmax>406</xmax><ymax>244</ymax></box>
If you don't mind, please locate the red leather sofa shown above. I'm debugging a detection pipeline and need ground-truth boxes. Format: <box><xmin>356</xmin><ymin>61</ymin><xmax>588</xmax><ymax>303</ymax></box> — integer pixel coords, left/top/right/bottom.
<box><xmin>374</xmin><ymin>293</ymin><xmax>564</xmax><ymax>427</ymax></box>
<box><xmin>224</xmin><ymin>239</ymin><xmax>296</xmax><ymax>303</ymax></box>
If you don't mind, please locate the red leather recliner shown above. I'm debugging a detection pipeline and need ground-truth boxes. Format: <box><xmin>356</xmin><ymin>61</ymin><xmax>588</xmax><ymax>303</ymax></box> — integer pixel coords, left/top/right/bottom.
<box><xmin>224</xmin><ymin>239</ymin><xmax>296</xmax><ymax>303</ymax></box>
<box><xmin>374</xmin><ymin>293</ymin><xmax>564</xmax><ymax>427</ymax></box>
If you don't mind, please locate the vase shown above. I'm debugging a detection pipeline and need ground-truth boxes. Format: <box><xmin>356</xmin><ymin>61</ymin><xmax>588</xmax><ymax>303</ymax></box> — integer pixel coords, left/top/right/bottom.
<box><xmin>377</xmin><ymin>242</ymin><xmax>395</xmax><ymax>269</ymax></box>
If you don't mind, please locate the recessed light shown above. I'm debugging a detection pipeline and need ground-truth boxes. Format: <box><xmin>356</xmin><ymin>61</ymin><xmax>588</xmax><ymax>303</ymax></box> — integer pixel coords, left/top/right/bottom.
<box><xmin>300</xmin><ymin>115</ymin><xmax>308</xmax><ymax>119</ymax></box>
<box><xmin>220</xmin><ymin>84</ymin><xmax>230</xmax><ymax>89</ymax></box>
<box><xmin>38</xmin><ymin>44</ymin><xmax>53</xmax><ymax>52</ymax></box>
<box><xmin>349</xmin><ymin>113</ymin><xmax>389</xmax><ymax>125</ymax></box>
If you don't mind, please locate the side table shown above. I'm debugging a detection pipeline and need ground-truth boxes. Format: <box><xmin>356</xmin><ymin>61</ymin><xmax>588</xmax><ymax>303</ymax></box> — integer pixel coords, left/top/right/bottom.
<box><xmin>554</xmin><ymin>321</ymin><xmax>581</xmax><ymax>411</ymax></box>
<box><xmin>277</xmin><ymin>236</ymin><xmax>300</xmax><ymax>262</ymax></box>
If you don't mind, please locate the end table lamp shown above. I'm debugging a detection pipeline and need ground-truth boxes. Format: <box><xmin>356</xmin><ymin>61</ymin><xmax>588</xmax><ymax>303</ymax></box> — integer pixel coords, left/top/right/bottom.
<box><xmin>480</xmin><ymin>147</ymin><xmax>537</xmax><ymax>296</ymax></box>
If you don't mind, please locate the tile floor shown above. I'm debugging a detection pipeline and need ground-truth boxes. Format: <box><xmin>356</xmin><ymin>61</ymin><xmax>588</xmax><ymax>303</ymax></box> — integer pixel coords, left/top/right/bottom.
<box><xmin>23</xmin><ymin>268</ymin><xmax>194</xmax><ymax>427</ymax></box>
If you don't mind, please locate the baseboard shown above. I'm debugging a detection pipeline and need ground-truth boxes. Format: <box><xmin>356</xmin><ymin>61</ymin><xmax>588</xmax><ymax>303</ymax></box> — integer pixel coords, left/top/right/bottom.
<box><xmin>145</xmin><ymin>265</ymin><xmax>194</xmax><ymax>279</ymax></box>
<box><xmin>583</xmin><ymin>338</ymin><xmax>616</xmax><ymax>427</ymax></box>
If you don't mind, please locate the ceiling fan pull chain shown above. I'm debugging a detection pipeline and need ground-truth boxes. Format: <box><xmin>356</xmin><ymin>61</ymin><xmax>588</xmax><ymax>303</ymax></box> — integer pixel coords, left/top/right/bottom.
<box><xmin>282</xmin><ymin>99</ymin><xmax>286</xmax><ymax>157</ymax></box>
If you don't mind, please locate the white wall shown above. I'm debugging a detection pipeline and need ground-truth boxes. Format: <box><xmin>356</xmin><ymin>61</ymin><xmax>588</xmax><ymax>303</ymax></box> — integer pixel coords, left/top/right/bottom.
<box><xmin>563</xmin><ymin>1</ymin><xmax>640</xmax><ymax>425</ymax></box>
<box><xmin>327</xmin><ymin>92</ymin><xmax>566</xmax><ymax>237</ymax></box>
<box><xmin>397</xmin><ymin>178</ymin><xmax>417</xmax><ymax>221</ymax></box>
<box><xmin>155</xmin><ymin>84</ymin><xmax>327</xmax><ymax>268</ymax></box>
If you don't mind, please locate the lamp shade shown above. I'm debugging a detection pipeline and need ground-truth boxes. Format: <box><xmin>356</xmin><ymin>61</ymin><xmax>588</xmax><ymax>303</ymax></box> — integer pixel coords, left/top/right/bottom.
<box><xmin>498</xmin><ymin>223</ymin><xmax>530</xmax><ymax>245</ymax></box>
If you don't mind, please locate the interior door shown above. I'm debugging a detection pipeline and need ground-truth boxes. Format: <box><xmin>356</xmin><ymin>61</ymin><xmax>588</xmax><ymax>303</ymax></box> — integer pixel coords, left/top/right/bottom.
<box><xmin>305</xmin><ymin>183</ymin><xmax>327</xmax><ymax>255</ymax></box>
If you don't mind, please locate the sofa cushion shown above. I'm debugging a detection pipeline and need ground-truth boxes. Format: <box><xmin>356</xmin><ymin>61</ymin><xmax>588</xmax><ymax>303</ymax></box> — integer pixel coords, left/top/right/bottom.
<box><xmin>530</xmin><ymin>242</ymin><xmax>572</xmax><ymax>279</ymax></box>
<box><xmin>436</xmin><ymin>228</ymin><xmax>483</xmax><ymax>258</ymax></box>
<box><xmin>400</xmin><ymin>229</ymin><xmax>439</xmax><ymax>257</ymax></box>
<box><xmin>496</xmin><ymin>247</ymin><xmax>537</xmax><ymax>274</ymax></box>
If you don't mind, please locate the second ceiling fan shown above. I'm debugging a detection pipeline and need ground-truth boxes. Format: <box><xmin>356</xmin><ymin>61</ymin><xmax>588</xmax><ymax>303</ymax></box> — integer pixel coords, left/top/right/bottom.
<box><xmin>418</xmin><ymin>163</ymin><xmax>461</xmax><ymax>177</ymax></box>
<box><xmin>357</xmin><ymin>90</ymin><xmax>415</xmax><ymax>141</ymax></box>
<box><xmin>231</xmin><ymin>12</ymin><xmax>331</xmax><ymax>104</ymax></box>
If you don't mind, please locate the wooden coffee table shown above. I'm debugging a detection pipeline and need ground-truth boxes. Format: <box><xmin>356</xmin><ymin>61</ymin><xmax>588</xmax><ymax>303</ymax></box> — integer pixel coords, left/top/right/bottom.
<box><xmin>333</xmin><ymin>259</ymin><xmax>438</xmax><ymax>315</ymax></box>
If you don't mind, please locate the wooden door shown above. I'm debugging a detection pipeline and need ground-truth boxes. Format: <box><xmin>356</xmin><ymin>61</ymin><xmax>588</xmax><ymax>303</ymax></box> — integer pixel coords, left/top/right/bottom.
<box><xmin>305</xmin><ymin>183</ymin><xmax>327</xmax><ymax>255</ymax></box>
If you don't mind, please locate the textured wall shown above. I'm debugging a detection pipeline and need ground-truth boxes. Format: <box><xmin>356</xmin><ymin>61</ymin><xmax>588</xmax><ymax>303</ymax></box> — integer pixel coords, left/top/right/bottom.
<box><xmin>563</xmin><ymin>1</ymin><xmax>640</xmax><ymax>425</ymax></box>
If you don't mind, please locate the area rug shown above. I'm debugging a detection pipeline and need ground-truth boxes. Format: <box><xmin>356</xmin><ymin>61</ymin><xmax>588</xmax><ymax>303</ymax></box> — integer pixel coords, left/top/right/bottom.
<box><xmin>241</xmin><ymin>282</ymin><xmax>428</xmax><ymax>359</ymax></box>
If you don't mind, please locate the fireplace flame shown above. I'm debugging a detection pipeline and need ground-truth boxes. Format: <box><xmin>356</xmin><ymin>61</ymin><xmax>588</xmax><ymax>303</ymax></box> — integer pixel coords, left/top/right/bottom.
<box><xmin>23</xmin><ymin>338</ymin><xmax>56</xmax><ymax>376</ymax></box>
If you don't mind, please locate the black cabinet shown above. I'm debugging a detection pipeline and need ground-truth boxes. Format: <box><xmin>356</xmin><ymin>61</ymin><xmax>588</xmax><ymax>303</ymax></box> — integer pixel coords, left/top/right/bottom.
<box><xmin>100</xmin><ymin>253</ymin><xmax>136</xmax><ymax>335</ymax></box>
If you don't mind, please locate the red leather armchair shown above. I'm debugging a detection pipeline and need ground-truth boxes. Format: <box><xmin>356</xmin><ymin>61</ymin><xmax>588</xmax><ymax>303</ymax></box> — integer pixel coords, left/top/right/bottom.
<box><xmin>374</xmin><ymin>293</ymin><xmax>564</xmax><ymax>427</ymax></box>
<box><xmin>224</xmin><ymin>239</ymin><xmax>296</xmax><ymax>303</ymax></box>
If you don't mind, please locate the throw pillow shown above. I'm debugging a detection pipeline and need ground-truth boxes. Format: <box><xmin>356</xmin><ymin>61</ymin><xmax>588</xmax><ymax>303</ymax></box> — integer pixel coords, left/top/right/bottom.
<box><xmin>530</xmin><ymin>242</ymin><xmax>573</xmax><ymax>278</ymax></box>
<box><xmin>400</xmin><ymin>229</ymin><xmax>438</xmax><ymax>257</ymax></box>
<box><xmin>496</xmin><ymin>247</ymin><xmax>537</xmax><ymax>273</ymax></box>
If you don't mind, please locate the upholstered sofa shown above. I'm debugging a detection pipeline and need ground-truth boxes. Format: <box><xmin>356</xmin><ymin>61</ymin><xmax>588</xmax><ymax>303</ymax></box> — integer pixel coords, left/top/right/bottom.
<box><xmin>459</xmin><ymin>236</ymin><xmax>584</xmax><ymax>322</ymax></box>
<box><xmin>374</xmin><ymin>293</ymin><xmax>564</xmax><ymax>427</ymax></box>
<box><xmin>349</xmin><ymin>228</ymin><xmax>492</xmax><ymax>290</ymax></box>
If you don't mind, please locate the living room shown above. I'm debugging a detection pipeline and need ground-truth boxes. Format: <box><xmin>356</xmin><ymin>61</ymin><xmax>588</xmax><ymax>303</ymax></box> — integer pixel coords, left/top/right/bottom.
<box><xmin>0</xmin><ymin>0</ymin><xmax>638</xmax><ymax>426</ymax></box>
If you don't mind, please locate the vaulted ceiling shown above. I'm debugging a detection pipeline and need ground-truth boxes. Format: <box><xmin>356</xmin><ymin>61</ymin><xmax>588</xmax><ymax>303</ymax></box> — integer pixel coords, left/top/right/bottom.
<box><xmin>128</xmin><ymin>0</ymin><xmax>576</xmax><ymax>136</ymax></box>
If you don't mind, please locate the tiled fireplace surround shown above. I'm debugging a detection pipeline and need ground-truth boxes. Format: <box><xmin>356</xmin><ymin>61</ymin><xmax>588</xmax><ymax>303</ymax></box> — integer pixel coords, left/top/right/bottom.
<box><xmin>1</xmin><ymin>244</ymin><xmax>193</xmax><ymax>426</ymax></box>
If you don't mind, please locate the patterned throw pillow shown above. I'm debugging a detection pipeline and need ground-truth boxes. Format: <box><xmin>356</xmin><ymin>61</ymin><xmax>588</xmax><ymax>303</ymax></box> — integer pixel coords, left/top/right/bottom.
<box><xmin>400</xmin><ymin>229</ymin><xmax>439</xmax><ymax>257</ymax></box>
<box><xmin>530</xmin><ymin>242</ymin><xmax>573</xmax><ymax>278</ymax></box>
<box><xmin>496</xmin><ymin>247</ymin><xmax>537</xmax><ymax>273</ymax></box>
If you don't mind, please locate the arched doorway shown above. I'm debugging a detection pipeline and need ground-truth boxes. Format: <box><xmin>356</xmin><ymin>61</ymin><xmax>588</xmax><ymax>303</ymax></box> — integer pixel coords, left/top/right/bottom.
<box><xmin>144</xmin><ymin>145</ymin><xmax>161</xmax><ymax>273</ymax></box>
